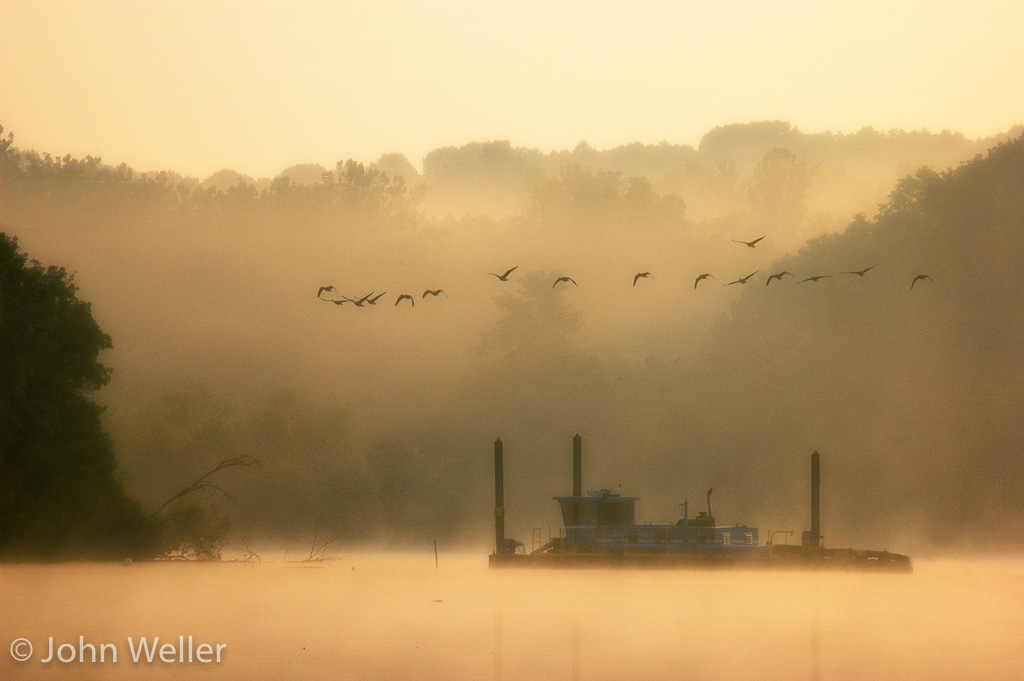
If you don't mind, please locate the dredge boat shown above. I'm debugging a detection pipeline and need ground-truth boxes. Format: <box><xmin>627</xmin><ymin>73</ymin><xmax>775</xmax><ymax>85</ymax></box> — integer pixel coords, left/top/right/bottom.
<box><xmin>488</xmin><ymin>435</ymin><xmax>911</xmax><ymax>572</ymax></box>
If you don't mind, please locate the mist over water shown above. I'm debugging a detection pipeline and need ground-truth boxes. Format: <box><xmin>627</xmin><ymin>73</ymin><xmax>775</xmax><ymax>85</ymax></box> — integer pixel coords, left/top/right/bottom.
<box><xmin>5</xmin><ymin>4</ymin><xmax>1024</xmax><ymax>678</ymax></box>
<box><xmin>5</xmin><ymin>126</ymin><xmax>1024</xmax><ymax>555</ymax></box>
<box><xmin>3</xmin><ymin>117</ymin><xmax>1024</xmax><ymax>681</ymax></box>
<box><xmin>2</xmin><ymin>556</ymin><xmax>1023</xmax><ymax>681</ymax></box>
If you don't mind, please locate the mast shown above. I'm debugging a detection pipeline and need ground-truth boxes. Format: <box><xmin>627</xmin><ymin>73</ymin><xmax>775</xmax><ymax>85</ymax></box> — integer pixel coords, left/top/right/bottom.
<box><xmin>494</xmin><ymin>438</ymin><xmax>504</xmax><ymax>554</ymax></box>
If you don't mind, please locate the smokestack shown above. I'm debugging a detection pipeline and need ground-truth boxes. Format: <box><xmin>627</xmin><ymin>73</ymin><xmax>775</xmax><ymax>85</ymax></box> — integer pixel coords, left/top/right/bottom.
<box><xmin>810</xmin><ymin>450</ymin><xmax>821</xmax><ymax>548</ymax></box>
<box><xmin>494</xmin><ymin>438</ymin><xmax>504</xmax><ymax>554</ymax></box>
<box><xmin>572</xmin><ymin>433</ymin><xmax>582</xmax><ymax>497</ymax></box>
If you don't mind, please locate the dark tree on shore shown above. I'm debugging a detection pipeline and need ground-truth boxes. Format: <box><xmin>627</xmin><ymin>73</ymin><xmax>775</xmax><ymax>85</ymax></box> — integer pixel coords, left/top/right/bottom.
<box><xmin>0</xmin><ymin>232</ymin><xmax>158</xmax><ymax>559</ymax></box>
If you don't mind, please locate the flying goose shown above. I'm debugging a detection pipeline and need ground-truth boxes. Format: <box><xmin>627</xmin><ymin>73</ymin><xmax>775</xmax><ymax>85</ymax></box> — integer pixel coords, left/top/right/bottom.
<box><xmin>351</xmin><ymin>293</ymin><xmax>374</xmax><ymax>307</ymax></box>
<box><xmin>910</xmin><ymin>274</ymin><xmax>932</xmax><ymax>289</ymax></box>
<box><xmin>733</xmin><ymin>236</ymin><xmax>766</xmax><ymax>248</ymax></box>
<box><xmin>843</xmin><ymin>265</ymin><xmax>877</xmax><ymax>277</ymax></box>
<box><xmin>490</xmin><ymin>266</ymin><xmax>519</xmax><ymax>281</ymax></box>
<box><xmin>725</xmin><ymin>271</ymin><xmax>758</xmax><ymax>286</ymax></box>
<box><xmin>633</xmin><ymin>272</ymin><xmax>653</xmax><ymax>286</ymax></box>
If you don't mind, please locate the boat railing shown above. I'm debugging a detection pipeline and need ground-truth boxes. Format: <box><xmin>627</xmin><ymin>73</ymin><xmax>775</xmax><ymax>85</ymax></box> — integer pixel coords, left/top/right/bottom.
<box><xmin>567</xmin><ymin>524</ymin><xmax>766</xmax><ymax>555</ymax></box>
<box><xmin>566</xmin><ymin>524</ymin><xmax>704</xmax><ymax>554</ymax></box>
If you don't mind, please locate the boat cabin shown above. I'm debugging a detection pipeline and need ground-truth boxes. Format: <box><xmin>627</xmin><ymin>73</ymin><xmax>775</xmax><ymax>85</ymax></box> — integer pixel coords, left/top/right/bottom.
<box><xmin>553</xmin><ymin>489</ymin><xmax>760</xmax><ymax>554</ymax></box>
<box><xmin>556</xmin><ymin>489</ymin><xmax>637</xmax><ymax>526</ymax></box>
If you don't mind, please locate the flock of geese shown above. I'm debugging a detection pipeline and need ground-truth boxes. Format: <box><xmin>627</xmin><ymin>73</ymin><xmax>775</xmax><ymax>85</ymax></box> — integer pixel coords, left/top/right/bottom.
<box><xmin>317</xmin><ymin>236</ymin><xmax>933</xmax><ymax>307</ymax></box>
<box><xmin>316</xmin><ymin>286</ymin><xmax>446</xmax><ymax>307</ymax></box>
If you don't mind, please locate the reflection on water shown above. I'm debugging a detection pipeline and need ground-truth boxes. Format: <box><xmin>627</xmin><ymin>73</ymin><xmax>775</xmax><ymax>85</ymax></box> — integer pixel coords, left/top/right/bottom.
<box><xmin>2</xmin><ymin>555</ymin><xmax>1023</xmax><ymax>680</ymax></box>
<box><xmin>570</xmin><ymin>607</ymin><xmax>581</xmax><ymax>681</ymax></box>
<box><xmin>493</xmin><ymin>585</ymin><xmax>502</xmax><ymax>681</ymax></box>
<box><xmin>811</xmin><ymin>585</ymin><xmax>821</xmax><ymax>681</ymax></box>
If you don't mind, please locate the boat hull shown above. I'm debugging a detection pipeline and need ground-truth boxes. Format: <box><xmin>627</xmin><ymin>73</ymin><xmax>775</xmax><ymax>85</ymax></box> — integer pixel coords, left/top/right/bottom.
<box><xmin>489</xmin><ymin>546</ymin><xmax>912</xmax><ymax>572</ymax></box>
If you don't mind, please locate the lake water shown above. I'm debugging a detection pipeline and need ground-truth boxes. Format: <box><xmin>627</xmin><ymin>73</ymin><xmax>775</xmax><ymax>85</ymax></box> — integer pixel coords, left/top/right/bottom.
<box><xmin>1</xmin><ymin>554</ymin><xmax>1022</xmax><ymax>680</ymax></box>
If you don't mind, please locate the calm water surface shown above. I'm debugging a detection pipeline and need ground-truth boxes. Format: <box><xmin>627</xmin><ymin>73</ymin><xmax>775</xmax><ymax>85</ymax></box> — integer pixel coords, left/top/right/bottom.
<box><xmin>2</xmin><ymin>554</ymin><xmax>1022</xmax><ymax>680</ymax></box>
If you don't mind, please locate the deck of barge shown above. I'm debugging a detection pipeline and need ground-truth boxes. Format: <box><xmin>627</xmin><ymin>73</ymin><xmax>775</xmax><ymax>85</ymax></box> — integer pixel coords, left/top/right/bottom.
<box><xmin>489</xmin><ymin>546</ymin><xmax>912</xmax><ymax>572</ymax></box>
<box><xmin>488</xmin><ymin>437</ymin><xmax>913</xmax><ymax>573</ymax></box>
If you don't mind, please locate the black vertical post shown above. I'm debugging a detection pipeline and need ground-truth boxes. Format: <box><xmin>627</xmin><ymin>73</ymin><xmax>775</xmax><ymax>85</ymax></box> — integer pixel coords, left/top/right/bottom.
<box><xmin>810</xmin><ymin>450</ymin><xmax>821</xmax><ymax>548</ymax></box>
<box><xmin>494</xmin><ymin>438</ymin><xmax>504</xmax><ymax>554</ymax></box>
<box><xmin>572</xmin><ymin>433</ymin><xmax>582</xmax><ymax>497</ymax></box>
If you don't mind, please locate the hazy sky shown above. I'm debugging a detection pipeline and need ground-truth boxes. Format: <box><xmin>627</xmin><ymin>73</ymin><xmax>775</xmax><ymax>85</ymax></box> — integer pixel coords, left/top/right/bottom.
<box><xmin>3</xmin><ymin>1</ymin><xmax>1022</xmax><ymax>178</ymax></box>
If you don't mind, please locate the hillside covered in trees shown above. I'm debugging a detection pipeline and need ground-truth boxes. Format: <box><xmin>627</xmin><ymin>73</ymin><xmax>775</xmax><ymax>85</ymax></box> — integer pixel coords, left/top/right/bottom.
<box><xmin>1</xmin><ymin>122</ymin><xmax>1021</xmax><ymax>556</ymax></box>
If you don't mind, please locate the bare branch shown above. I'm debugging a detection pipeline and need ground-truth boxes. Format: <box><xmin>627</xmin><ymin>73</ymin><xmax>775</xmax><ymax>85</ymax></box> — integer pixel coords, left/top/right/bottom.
<box><xmin>230</xmin><ymin>538</ymin><xmax>261</xmax><ymax>563</ymax></box>
<box><xmin>149</xmin><ymin>455</ymin><xmax>258</xmax><ymax>519</ymax></box>
<box><xmin>302</xmin><ymin>520</ymin><xmax>342</xmax><ymax>562</ymax></box>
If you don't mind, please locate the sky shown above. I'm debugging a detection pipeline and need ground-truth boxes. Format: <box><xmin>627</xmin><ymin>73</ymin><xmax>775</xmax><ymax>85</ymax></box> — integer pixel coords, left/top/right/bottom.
<box><xmin>2</xmin><ymin>0</ymin><xmax>1023</xmax><ymax>178</ymax></box>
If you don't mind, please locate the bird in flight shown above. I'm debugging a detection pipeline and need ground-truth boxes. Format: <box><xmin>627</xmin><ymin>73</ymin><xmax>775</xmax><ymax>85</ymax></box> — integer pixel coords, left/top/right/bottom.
<box><xmin>844</xmin><ymin>265</ymin><xmax>877</xmax><ymax>277</ymax></box>
<box><xmin>798</xmin><ymin>275</ymin><xmax>831</xmax><ymax>283</ymax></box>
<box><xmin>328</xmin><ymin>298</ymin><xmax>349</xmax><ymax>306</ymax></box>
<box><xmin>317</xmin><ymin>285</ymin><xmax>335</xmax><ymax>298</ymax></box>
<box><xmin>910</xmin><ymin>274</ymin><xmax>932</xmax><ymax>289</ymax></box>
<box><xmin>725</xmin><ymin>271</ymin><xmax>758</xmax><ymax>286</ymax></box>
<box><xmin>694</xmin><ymin>273</ymin><xmax>713</xmax><ymax>289</ymax></box>
<box><xmin>351</xmin><ymin>292</ymin><xmax>375</xmax><ymax>307</ymax></box>
<box><xmin>395</xmin><ymin>294</ymin><xmax>415</xmax><ymax>306</ymax></box>
<box><xmin>633</xmin><ymin>272</ymin><xmax>653</xmax><ymax>286</ymax></box>
<box><xmin>422</xmin><ymin>289</ymin><xmax>446</xmax><ymax>298</ymax></box>
<box><xmin>733</xmin><ymin>236</ymin><xmax>766</xmax><ymax>248</ymax></box>
<box><xmin>490</xmin><ymin>266</ymin><xmax>518</xmax><ymax>281</ymax></box>
<box><xmin>366</xmin><ymin>292</ymin><xmax>387</xmax><ymax>305</ymax></box>
<box><xmin>552</xmin><ymin>276</ymin><xmax>577</xmax><ymax>288</ymax></box>
<box><xmin>766</xmin><ymin>271</ymin><xmax>793</xmax><ymax>286</ymax></box>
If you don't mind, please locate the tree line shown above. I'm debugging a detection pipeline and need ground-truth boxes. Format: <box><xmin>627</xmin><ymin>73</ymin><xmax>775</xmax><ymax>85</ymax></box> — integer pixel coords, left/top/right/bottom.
<box><xmin>2</xmin><ymin>123</ymin><xmax>1022</xmax><ymax>557</ymax></box>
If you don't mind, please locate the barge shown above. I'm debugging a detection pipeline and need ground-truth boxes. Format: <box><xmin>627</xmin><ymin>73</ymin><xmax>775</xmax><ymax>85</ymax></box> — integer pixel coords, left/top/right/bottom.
<box><xmin>488</xmin><ymin>435</ymin><xmax>911</xmax><ymax>572</ymax></box>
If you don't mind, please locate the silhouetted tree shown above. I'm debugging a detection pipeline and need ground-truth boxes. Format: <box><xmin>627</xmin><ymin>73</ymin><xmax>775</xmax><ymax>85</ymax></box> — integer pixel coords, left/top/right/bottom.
<box><xmin>0</xmin><ymin>233</ymin><xmax>158</xmax><ymax>559</ymax></box>
<box><xmin>370</xmin><ymin>153</ymin><xmax>422</xmax><ymax>186</ymax></box>
<box><xmin>421</xmin><ymin>140</ymin><xmax>547</xmax><ymax>216</ymax></box>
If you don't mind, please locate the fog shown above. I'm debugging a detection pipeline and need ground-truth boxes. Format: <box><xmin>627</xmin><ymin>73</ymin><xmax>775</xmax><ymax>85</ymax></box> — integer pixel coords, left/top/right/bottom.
<box><xmin>2</xmin><ymin>556</ymin><xmax>1023</xmax><ymax>680</ymax></box>
<box><xmin>3</xmin><ymin>123</ymin><xmax>1023</xmax><ymax>557</ymax></box>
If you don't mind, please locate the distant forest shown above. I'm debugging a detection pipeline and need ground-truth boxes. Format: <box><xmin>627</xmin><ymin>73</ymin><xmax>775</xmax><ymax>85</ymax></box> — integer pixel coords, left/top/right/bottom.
<box><xmin>2</xmin><ymin>122</ymin><xmax>1023</xmax><ymax>557</ymax></box>
<box><xmin>4</xmin><ymin>121</ymin><xmax>1015</xmax><ymax>228</ymax></box>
